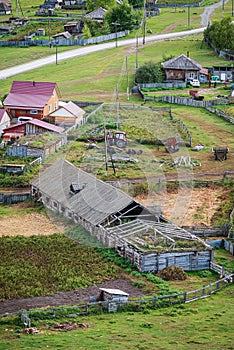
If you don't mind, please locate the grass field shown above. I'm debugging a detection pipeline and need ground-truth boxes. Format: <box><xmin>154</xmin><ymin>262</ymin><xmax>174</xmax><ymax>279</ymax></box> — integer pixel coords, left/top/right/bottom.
<box><xmin>0</xmin><ymin>36</ymin><xmax>232</xmax><ymax>103</ymax></box>
<box><xmin>0</xmin><ymin>285</ymin><xmax>233</xmax><ymax>350</ymax></box>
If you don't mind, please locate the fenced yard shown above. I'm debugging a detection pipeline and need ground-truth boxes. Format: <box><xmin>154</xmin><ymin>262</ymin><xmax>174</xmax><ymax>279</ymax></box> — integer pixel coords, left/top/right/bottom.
<box><xmin>18</xmin><ymin>269</ymin><xmax>233</xmax><ymax>328</ymax></box>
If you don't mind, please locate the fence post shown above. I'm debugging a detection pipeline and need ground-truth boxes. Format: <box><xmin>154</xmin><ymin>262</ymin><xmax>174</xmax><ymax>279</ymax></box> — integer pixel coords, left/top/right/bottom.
<box><xmin>202</xmin><ymin>285</ymin><xmax>206</xmax><ymax>296</ymax></box>
<box><xmin>153</xmin><ymin>296</ymin><xmax>157</xmax><ymax>307</ymax></box>
<box><xmin>209</xmin><ymin>283</ymin><xmax>213</xmax><ymax>294</ymax></box>
<box><xmin>183</xmin><ymin>292</ymin><xmax>187</xmax><ymax>302</ymax></box>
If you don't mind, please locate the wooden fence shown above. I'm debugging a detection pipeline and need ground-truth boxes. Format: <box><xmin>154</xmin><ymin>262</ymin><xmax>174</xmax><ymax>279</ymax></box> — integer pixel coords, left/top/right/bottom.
<box><xmin>205</xmin><ymin>39</ymin><xmax>234</xmax><ymax>62</ymax></box>
<box><xmin>0</xmin><ymin>31</ymin><xmax>126</xmax><ymax>47</ymax></box>
<box><xmin>181</xmin><ymin>224</ymin><xmax>230</xmax><ymax>238</ymax></box>
<box><xmin>143</xmin><ymin>94</ymin><xmax>234</xmax><ymax>126</ymax></box>
<box><xmin>15</xmin><ymin>269</ymin><xmax>233</xmax><ymax>327</ymax></box>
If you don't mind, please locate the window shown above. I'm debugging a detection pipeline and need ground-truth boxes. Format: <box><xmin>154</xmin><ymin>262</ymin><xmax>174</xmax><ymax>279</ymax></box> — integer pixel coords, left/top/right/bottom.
<box><xmin>189</xmin><ymin>72</ymin><xmax>195</xmax><ymax>79</ymax></box>
<box><xmin>48</xmin><ymin>105</ymin><xmax>51</xmax><ymax>112</ymax></box>
<box><xmin>30</xmin><ymin>110</ymin><xmax>38</xmax><ymax>114</ymax></box>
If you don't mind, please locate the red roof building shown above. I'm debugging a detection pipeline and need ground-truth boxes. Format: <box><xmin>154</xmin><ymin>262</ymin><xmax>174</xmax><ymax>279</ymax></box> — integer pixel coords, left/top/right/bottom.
<box><xmin>3</xmin><ymin>81</ymin><xmax>61</xmax><ymax>121</ymax></box>
<box><xmin>3</xmin><ymin>118</ymin><xmax>64</xmax><ymax>142</ymax></box>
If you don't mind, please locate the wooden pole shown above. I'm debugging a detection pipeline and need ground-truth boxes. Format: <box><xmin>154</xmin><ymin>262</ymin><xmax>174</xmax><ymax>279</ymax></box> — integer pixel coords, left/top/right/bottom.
<box><xmin>143</xmin><ymin>0</ymin><xmax>146</xmax><ymax>45</ymax></box>
<box><xmin>116</xmin><ymin>84</ymin><xmax>119</xmax><ymax>130</ymax></box>
<box><xmin>126</xmin><ymin>55</ymin><xmax>130</xmax><ymax>100</ymax></box>
<box><xmin>136</xmin><ymin>33</ymin><xmax>139</xmax><ymax>69</ymax></box>
<box><xmin>104</xmin><ymin>120</ymin><xmax>108</xmax><ymax>175</ymax></box>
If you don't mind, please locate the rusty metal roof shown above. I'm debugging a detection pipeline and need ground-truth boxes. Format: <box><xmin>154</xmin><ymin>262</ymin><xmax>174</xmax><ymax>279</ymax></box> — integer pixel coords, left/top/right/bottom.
<box><xmin>31</xmin><ymin>159</ymin><xmax>134</xmax><ymax>226</ymax></box>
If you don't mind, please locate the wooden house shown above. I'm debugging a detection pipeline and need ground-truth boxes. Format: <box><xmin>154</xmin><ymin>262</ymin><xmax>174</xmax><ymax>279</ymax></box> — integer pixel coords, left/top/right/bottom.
<box><xmin>85</xmin><ymin>7</ymin><xmax>107</xmax><ymax>22</ymax></box>
<box><xmin>0</xmin><ymin>1</ymin><xmax>11</xmax><ymax>14</ymax></box>
<box><xmin>31</xmin><ymin>159</ymin><xmax>213</xmax><ymax>273</ymax></box>
<box><xmin>162</xmin><ymin>54</ymin><xmax>202</xmax><ymax>82</ymax></box>
<box><xmin>0</xmin><ymin>109</ymin><xmax>11</xmax><ymax>136</ymax></box>
<box><xmin>64</xmin><ymin>21</ymin><xmax>83</xmax><ymax>36</ymax></box>
<box><xmin>53</xmin><ymin>31</ymin><xmax>71</xmax><ymax>40</ymax></box>
<box><xmin>3</xmin><ymin>81</ymin><xmax>61</xmax><ymax>121</ymax></box>
<box><xmin>45</xmin><ymin>101</ymin><xmax>85</xmax><ymax>127</ymax></box>
<box><xmin>2</xmin><ymin>119</ymin><xmax>64</xmax><ymax>142</ymax></box>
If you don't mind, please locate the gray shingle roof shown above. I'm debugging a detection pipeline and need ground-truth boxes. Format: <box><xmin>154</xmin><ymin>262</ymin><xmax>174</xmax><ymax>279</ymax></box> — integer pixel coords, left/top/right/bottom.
<box><xmin>31</xmin><ymin>158</ymin><xmax>134</xmax><ymax>225</ymax></box>
<box><xmin>163</xmin><ymin>54</ymin><xmax>202</xmax><ymax>71</ymax></box>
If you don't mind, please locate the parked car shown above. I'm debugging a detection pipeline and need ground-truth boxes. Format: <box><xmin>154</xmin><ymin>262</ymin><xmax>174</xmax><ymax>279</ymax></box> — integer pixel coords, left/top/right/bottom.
<box><xmin>190</xmin><ymin>79</ymin><xmax>200</xmax><ymax>87</ymax></box>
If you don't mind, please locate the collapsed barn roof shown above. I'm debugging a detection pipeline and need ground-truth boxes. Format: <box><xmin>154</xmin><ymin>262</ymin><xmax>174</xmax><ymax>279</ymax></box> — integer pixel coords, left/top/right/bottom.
<box><xmin>30</xmin><ymin>158</ymin><xmax>151</xmax><ymax>226</ymax></box>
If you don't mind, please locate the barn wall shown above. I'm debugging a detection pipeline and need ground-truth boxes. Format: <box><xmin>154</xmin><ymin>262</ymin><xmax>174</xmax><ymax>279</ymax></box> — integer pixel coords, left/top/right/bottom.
<box><xmin>32</xmin><ymin>188</ymin><xmax>212</xmax><ymax>272</ymax></box>
<box><xmin>141</xmin><ymin>250</ymin><xmax>212</xmax><ymax>272</ymax></box>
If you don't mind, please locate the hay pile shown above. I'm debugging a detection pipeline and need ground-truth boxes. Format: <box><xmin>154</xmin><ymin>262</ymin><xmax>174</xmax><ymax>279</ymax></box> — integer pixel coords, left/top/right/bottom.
<box><xmin>157</xmin><ymin>266</ymin><xmax>187</xmax><ymax>281</ymax></box>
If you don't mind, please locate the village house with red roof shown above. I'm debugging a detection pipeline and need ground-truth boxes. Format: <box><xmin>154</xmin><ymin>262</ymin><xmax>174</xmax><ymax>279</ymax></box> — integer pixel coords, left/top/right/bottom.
<box><xmin>3</xmin><ymin>81</ymin><xmax>61</xmax><ymax>122</ymax></box>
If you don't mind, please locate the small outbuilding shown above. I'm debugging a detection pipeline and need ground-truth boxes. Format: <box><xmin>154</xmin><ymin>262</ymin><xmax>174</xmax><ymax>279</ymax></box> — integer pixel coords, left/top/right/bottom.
<box><xmin>99</xmin><ymin>288</ymin><xmax>129</xmax><ymax>303</ymax></box>
<box><xmin>46</xmin><ymin>101</ymin><xmax>85</xmax><ymax>127</ymax></box>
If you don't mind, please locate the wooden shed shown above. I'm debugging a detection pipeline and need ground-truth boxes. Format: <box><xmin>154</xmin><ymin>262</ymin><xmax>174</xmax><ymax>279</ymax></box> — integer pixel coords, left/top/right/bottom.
<box><xmin>30</xmin><ymin>159</ymin><xmax>213</xmax><ymax>273</ymax></box>
<box><xmin>98</xmin><ymin>288</ymin><xmax>129</xmax><ymax>303</ymax></box>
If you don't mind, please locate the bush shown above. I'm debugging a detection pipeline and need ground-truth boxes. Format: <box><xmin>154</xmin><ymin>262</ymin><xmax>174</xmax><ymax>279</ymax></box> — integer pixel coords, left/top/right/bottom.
<box><xmin>135</xmin><ymin>61</ymin><xmax>165</xmax><ymax>84</ymax></box>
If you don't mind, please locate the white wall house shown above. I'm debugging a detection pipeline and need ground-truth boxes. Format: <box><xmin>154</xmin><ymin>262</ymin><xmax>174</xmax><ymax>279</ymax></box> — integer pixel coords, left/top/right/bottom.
<box><xmin>0</xmin><ymin>109</ymin><xmax>11</xmax><ymax>136</ymax></box>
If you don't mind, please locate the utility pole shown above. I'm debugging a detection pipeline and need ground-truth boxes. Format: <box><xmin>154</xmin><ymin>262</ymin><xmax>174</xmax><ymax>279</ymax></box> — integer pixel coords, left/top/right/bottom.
<box><xmin>55</xmin><ymin>41</ymin><xmax>58</xmax><ymax>64</ymax></box>
<box><xmin>143</xmin><ymin>0</ymin><xmax>146</xmax><ymax>45</ymax></box>
<box><xmin>188</xmin><ymin>5</ymin><xmax>191</xmax><ymax>29</ymax></box>
<box><xmin>112</xmin><ymin>22</ymin><xmax>120</xmax><ymax>48</ymax></box>
<box><xmin>104</xmin><ymin>120</ymin><xmax>108</xmax><ymax>176</ymax></box>
<box><xmin>126</xmin><ymin>56</ymin><xmax>130</xmax><ymax>101</ymax></box>
<box><xmin>48</xmin><ymin>17</ymin><xmax>51</xmax><ymax>43</ymax></box>
<box><xmin>222</xmin><ymin>0</ymin><xmax>224</xmax><ymax>16</ymax></box>
<box><xmin>116</xmin><ymin>84</ymin><xmax>119</xmax><ymax>130</ymax></box>
<box><xmin>135</xmin><ymin>33</ymin><xmax>139</xmax><ymax>69</ymax></box>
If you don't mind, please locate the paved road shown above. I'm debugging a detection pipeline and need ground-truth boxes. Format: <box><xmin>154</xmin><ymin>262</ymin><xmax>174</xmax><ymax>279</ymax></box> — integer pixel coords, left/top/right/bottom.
<box><xmin>0</xmin><ymin>28</ymin><xmax>205</xmax><ymax>79</ymax></box>
<box><xmin>0</xmin><ymin>0</ymin><xmax>227</xmax><ymax>80</ymax></box>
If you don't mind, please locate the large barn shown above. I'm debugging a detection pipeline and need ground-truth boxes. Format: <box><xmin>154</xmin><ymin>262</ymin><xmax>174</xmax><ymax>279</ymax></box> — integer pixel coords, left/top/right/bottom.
<box><xmin>30</xmin><ymin>159</ymin><xmax>213</xmax><ymax>272</ymax></box>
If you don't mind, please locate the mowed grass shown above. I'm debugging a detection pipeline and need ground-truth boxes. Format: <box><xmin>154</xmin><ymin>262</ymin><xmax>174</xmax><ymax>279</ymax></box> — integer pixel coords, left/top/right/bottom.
<box><xmin>0</xmin><ymin>285</ymin><xmax>233</xmax><ymax>350</ymax></box>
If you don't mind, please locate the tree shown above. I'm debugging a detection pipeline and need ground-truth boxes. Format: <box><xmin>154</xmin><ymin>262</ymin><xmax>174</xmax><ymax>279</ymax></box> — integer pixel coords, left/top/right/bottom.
<box><xmin>204</xmin><ymin>17</ymin><xmax>234</xmax><ymax>51</ymax></box>
<box><xmin>86</xmin><ymin>0</ymin><xmax>115</xmax><ymax>11</ymax></box>
<box><xmin>135</xmin><ymin>61</ymin><xmax>165</xmax><ymax>83</ymax></box>
<box><xmin>104</xmin><ymin>0</ymin><xmax>142</xmax><ymax>32</ymax></box>
<box><xmin>82</xmin><ymin>23</ymin><xmax>92</xmax><ymax>39</ymax></box>
<box><xmin>128</xmin><ymin>0</ymin><xmax>144</xmax><ymax>8</ymax></box>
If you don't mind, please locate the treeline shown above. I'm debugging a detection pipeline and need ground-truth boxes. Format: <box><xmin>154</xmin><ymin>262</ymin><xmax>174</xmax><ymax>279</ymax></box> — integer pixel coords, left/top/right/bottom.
<box><xmin>204</xmin><ymin>17</ymin><xmax>234</xmax><ymax>52</ymax></box>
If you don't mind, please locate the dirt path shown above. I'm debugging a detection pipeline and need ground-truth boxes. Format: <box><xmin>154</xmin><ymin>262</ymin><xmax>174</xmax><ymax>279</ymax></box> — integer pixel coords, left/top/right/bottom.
<box><xmin>0</xmin><ymin>278</ymin><xmax>144</xmax><ymax>315</ymax></box>
<box><xmin>200</xmin><ymin>0</ymin><xmax>229</xmax><ymax>26</ymax></box>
